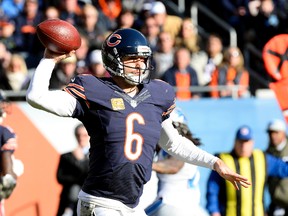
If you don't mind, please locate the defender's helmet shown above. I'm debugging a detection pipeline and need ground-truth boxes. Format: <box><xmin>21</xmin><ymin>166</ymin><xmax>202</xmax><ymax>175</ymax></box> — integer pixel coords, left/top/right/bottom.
<box><xmin>101</xmin><ymin>28</ymin><xmax>153</xmax><ymax>85</ymax></box>
<box><xmin>170</xmin><ymin>108</ymin><xmax>202</xmax><ymax>146</ymax></box>
<box><xmin>170</xmin><ymin>107</ymin><xmax>188</xmax><ymax>125</ymax></box>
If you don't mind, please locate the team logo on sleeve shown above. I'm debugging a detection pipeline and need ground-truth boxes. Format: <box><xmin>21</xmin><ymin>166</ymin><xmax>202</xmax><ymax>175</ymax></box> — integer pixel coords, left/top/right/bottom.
<box><xmin>111</xmin><ymin>98</ymin><xmax>125</xmax><ymax>110</ymax></box>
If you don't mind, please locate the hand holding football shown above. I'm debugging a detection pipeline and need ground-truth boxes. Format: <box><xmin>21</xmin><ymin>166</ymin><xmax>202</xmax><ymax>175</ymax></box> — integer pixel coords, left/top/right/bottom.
<box><xmin>36</xmin><ymin>19</ymin><xmax>81</xmax><ymax>54</ymax></box>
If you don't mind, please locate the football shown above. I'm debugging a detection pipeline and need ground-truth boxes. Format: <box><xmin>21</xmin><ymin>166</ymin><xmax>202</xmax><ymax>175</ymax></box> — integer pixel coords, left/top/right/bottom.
<box><xmin>36</xmin><ymin>19</ymin><xmax>81</xmax><ymax>54</ymax></box>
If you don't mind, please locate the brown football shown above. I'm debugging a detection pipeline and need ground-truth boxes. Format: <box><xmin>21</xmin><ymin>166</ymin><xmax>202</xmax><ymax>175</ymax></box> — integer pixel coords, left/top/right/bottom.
<box><xmin>36</xmin><ymin>19</ymin><xmax>81</xmax><ymax>54</ymax></box>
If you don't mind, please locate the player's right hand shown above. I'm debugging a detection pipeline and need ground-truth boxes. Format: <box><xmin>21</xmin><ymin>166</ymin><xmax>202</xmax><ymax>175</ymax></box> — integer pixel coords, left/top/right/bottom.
<box><xmin>44</xmin><ymin>49</ymin><xmax>75</xmax><ymax>63</ymax></box>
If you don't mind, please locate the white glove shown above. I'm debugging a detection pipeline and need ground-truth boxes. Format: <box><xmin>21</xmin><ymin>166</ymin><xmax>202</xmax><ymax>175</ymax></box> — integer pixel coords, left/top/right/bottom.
<box><xmin>0</xmin><ymin>174</ymin><xmax>17</xmax><ymax>200</ymax></box>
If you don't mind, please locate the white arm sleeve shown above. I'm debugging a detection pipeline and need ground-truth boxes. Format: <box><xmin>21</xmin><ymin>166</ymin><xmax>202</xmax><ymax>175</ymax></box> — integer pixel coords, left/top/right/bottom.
<box><xmin>26</xmin><ymin>58</ymin><xmax>77</xmax><ymax>117</ymax></box>
<box><xmin>159</xmin><ymin>118</ymin><xmax>219</xmax><ymax>170</ymax></box>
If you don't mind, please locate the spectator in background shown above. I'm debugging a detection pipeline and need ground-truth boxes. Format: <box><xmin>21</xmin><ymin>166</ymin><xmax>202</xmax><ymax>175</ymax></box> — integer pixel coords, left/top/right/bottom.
<box><xmin>13</xmin><ymin>0</ymin><xmax>44</xmax><ymax>68</ymax></box>
<box><xmin>78</xmin><ymin>4</ymin><xmax>107</xmax><ymax>50</ymax></box>
<box><xmin>49</xmin><ymin>54</ymin><xmax>77</xmax><ymax>90</ymax></box>
<box><xmin>191</xmin><ymin>33</ymin><xmax>224</xmax><ymax>87</ymax></box>
<box><xmin>56</xmin><ymin>123</ymin><xmax>90</xmax><ymax>216</ymax></box>
<box><xmin>75</xmin><ymin>34</ymin><xmax>90</xmax><ymax>75</ymax></box>
<box><xmin>265</xmin><ymin>119</ymin><xmax>288</xmax><ymax>216</ymax></box>
<box><xmin>174</xmin><ymin>17</ymin><xmax>204</xmax><ymax>86</ymax></box>
<box><xmin>219</xmin><ymin>0</ymin><xmax>249</xmax><ymax>49</ymax></box>
<box><xmin>0</xmin><ymin>42</ymin><xmax>11</xmax><ymax>71</ymax></box>
<box><xmin>202</xmin><ymin>34</ymin><xmax>224</xmax><ymax>86</ymax></box>
<box><xmin>175</xmin><ymin>17</ymin><xmax>202</xmax><ymax>54</ymax></box>
<box><xmin>152</xmin><ymin>31</ymin><xmax>175</xmax><ymax>79</ymax></box>
<box><xmin>59</xmin><ymin>0</ymin><xmax>82</xmax><ymax>26</ymax></box>
<box><xmin>0</xmin><ymin>19</ymin><xmax>16</xmax><ymax>52</ymax></box>
<box><xmin>44</xmin><ymin>6</ymin><xmax>60</xmax><ymax>20</ymax></box>
<box><xmin>0</xmin><ymin>0</ymin><xmax>25</xmax><ymax>20</ymax></box>
<box><xmin>162</xmin><ymin>47</ymin><xmax>200</xmax><ymax>100</ymax></box>
<box><xmin>145</xmin><ymin>108</ymin><xmax>208</xmax><ymax>216</ymax></box>
<box><xmin>209</xmin><ymin>46</ymin><xmax>249</xmax><ymax>98</ymax></box>
<box><xmin>149</xmin><ymin>1</ymin><xmax>182</xmax><ymax>39</ymax></box>
<box><xmin>206</xmin><ymin>125</ymin><xmax>288</xmax><ymax>216</ymax></box>
<box><xmin>133</xmin><ymin>2</ymin><xmax>153</xmax><ymax>31</ymax></box>
<box><xmin>121</xmin><ymin>0</ymin><xmax>146</xmax><ymax>14</ymax></box>
<box><xmin>115</xmin><ymin>8</ymin><xmax>135</xmax><ymax>30</ymax></box>
<box><xmin>96</xmin><ymin>0</ymin><xmax>122</xmax><ymax>31</ymax></box>
<box><xmin>0</xmin><ymin>54</ymin><xmax>30</xmax><ymax>101</ymax></box>
<box><xmin>141</xmin><ymin>16</ymin><xmax>160</xmax><ymax>52</ymax></box>
<box><xmin>87</xmin><ymin>49</ymin><xmax>109</xmax><ymax>78</ymax></box>
<box><xmin>246</xmin><ymin>0</ymin><xmax>286</xmax><ymax>51</ymax></box>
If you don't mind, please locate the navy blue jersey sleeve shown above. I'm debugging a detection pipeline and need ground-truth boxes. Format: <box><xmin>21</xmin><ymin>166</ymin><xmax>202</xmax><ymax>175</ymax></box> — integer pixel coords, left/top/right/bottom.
<box><xmin>149</xmin><ymin>79</ymin><xmax>176</xmax><ymax>120</ymax></box>
<box><xmin>0</xmin><ymin>125</ymin><xmax>16</xmax><ymax>152</ymax></box>
<box><xmin>266</xmin><ymin>153</ymin><xmax>288</xmax><ymax>178</ymax></box>
<box><xmin>63</xmin><ymin>75</ymin><xmax>90</xmax><ymax>118</ymax></box>
<box><xmin>63</xmin><ymin>75</ymin><xmax>87</xmax><ymax>101</ymax></box>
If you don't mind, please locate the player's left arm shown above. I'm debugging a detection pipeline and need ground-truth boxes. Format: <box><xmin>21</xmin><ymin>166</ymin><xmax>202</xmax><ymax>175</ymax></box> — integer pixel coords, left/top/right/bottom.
<box><xmin>152</xmin><ymin>156</ymin><xmax>184</xmax><ymax>174</ymax></box>
<box><xmin>159</xmin><ymin>118</ymin><xmax>251</xmax><ymax>189</ymax></box>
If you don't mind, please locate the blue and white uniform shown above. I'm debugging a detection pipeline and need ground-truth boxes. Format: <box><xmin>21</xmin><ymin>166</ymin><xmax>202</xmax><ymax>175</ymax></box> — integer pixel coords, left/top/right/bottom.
<box><xmin>145</xmin><ymin>108</ymin><xmax>209</xmax><ymax>216</ymax></box>
<box><xmin>157</xmin><ymin>150</ymin><xmax>203</xmax><ymax>209</ymax></box>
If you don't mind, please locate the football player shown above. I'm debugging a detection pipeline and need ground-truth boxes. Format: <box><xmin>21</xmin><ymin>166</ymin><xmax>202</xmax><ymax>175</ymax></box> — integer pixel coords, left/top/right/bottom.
<box><xmin>145</xmin><ymin>108</ymin><xmax>209</xmax><ymax>216</ymax></box>
<box><xmin>0</xmin><ymin>94</ymin><xmax>17</xmax><ymax>215</ymax></box>
<box><xmin>26</xmin><ymin>28</ymin><xmax>250</xmax><ymax>216</ymax></box>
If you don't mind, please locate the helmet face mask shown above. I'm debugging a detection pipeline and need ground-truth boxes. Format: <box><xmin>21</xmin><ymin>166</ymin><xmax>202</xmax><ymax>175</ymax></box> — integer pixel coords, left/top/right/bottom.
<box><xmin>102</xmin><ymin>28</ymin><xmax>153</xmax><ymax>85</ymax></box>
<box><xmin>121</xmin><ymin>55</ymin><xmax>152</xmax><ymax>85</ymax></box>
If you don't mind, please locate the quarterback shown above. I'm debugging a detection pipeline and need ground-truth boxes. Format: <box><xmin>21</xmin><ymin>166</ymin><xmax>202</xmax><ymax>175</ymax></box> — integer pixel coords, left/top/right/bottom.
<box><xmin>26</xmin><ymin>28</ymin><xmax>250</xmax><ymax>216</ymax></box>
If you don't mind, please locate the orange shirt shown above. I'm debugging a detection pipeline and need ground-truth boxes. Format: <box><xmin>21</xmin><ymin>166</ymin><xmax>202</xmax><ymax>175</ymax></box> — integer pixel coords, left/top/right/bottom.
<box><xmin>175</xmin><ymin>72</ymin><xmax>191</xmax><ymax>100</ymax></box>
<box><xmin>98</xmin><ymin>0</ymin><xmax>122</xmax><ymax>20</ymax></box>
<box><xmin>210</xmin><ymin>67</ymin><xmax>249</xmax><ymax>98</ymax></box>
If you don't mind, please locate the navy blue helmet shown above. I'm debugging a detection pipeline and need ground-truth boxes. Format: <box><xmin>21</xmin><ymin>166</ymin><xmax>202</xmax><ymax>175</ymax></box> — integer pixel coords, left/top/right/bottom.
<box><xmin>101</xmin><ymin>28</ymin><xmax>153</xmax><ymax>85</ymax></box>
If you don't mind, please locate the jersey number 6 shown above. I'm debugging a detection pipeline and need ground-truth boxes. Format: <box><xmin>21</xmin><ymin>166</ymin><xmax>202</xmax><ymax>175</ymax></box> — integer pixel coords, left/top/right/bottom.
<box><xmin>124</xmin><ymin>113</ymin><xmax>145</xmax><ymax>161</ymax></box>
